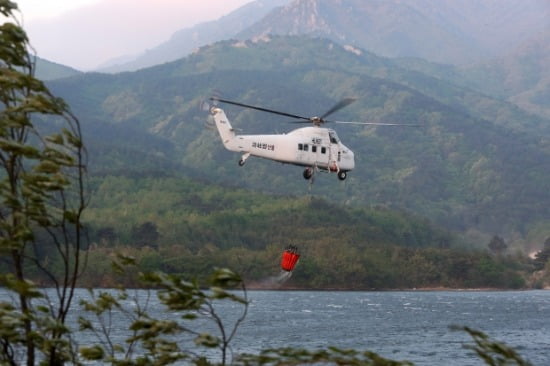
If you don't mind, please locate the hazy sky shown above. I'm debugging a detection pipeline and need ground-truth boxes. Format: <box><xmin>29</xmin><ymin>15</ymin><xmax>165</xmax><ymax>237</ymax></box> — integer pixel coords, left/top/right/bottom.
<box><xmin>15</xmin><ymin>0</ymin><xmax>253</xmax><ymax>70</ymax></box>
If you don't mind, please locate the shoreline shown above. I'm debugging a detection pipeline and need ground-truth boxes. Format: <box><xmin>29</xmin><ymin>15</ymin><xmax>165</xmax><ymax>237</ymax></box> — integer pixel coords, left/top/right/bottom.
<box><xmin>243</xmin><ymin>285</ymin><xmax>547</xmax><ymax>292</ymax></box>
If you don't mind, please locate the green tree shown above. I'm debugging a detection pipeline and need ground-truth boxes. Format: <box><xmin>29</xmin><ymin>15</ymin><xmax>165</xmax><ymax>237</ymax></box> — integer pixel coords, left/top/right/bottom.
<box><xmin>131</xmin><ymin>221</ymin><xmax>160</xmax><ymax>249</ymax></box>
<box><xmin>95</xmin><ymin>226</ymin><xmax>118</xmax><ymax>247</ymax></box>
<box><xmin>533</xmin><ymin>237</ymin><xmax>550</xmax><ymax>270</ymax></box>
<box><xmin>0</xmin><ymin>1</ymin><xmax>87</xmax><ymax>364</ymax></box>
<box><xmin>454</xmin><ymin>326</ymin><xmax>532</xmax><ymax>366</ymax></box>
<box><xmin>79</xmin><ymin>259</ymin><xmax>249</xmax><ymax>366</ymax></box>
<box><xmin>488</xmin><ymin>235</ymin><xmax>507</xmax><ymax>256</ymax></box>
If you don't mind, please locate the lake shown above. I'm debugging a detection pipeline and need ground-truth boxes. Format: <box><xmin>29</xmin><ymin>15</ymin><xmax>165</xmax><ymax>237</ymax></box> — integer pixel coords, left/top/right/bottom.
<box><xmin>3</xmin><ymin>289</ymin><xmax>550</xmax><ymax>365</ymax></box>
<box><xmin>234</xmin><ymin>290</ymin><xmax>550</xmax><ymax>365</ymax></box>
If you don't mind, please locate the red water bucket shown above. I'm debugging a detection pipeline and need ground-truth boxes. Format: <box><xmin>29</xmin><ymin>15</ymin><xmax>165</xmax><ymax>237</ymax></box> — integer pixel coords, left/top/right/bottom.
<box><xmin>281</xmin><ymin>250</ymin><xmax>300</xmax><ymax>272</ymax></box>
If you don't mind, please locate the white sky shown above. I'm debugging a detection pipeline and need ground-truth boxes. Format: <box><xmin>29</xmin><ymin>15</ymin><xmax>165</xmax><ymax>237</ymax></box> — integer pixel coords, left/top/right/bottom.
<box><xmin>14</xmin><ymin>0</ymin><xmax>253</xmax><ymax>70</ymax></box>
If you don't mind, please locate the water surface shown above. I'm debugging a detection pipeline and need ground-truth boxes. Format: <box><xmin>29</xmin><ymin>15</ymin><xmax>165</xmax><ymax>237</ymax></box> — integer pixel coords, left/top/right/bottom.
<box><xmin>3</xmin><ymin>289</ymin><xmax>550</xmax><ymax>365</ymax></box>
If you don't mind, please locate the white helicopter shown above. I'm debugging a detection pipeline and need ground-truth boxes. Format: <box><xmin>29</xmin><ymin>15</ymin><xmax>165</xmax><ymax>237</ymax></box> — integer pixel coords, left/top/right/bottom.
<box><xmin>209</xmin><ymin>97</ymin><xmax>418</xmax><ymax>181</ymax></box>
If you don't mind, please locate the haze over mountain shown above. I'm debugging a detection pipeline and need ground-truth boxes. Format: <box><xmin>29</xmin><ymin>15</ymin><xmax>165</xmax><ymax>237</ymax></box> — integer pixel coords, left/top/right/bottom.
<box><xmin>98</xmin><ymin>0</ymin><xmax>291</xmax><ymax>73</ymax></box>
<box><xmin>23</xmin><ymin>0</ymin><xmax>254</xmax><ymax>70</ymax></box>
<box><xmin>461</xmin><ymin>29</ymin><xmax>550</xmax><ymax>119</ymax></box>
<box><xmin>100</xmin><ymin>0</ymin><xmax>549</xmax><ymax>73</ymax></box>
<box><xmin>95</xmin><ymin>0</ymin><xmax>549</xmax><ymax>118</ymax></box>
<box><xmin>238</xmin><ymin>0</ymin><xmax>549</xmax><ymax>66</ymax></box>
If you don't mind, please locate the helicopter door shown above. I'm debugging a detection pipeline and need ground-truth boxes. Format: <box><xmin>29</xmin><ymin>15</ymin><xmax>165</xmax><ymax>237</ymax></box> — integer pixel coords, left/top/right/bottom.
<box><xmin>296</xmin><ymin>142</ymin><xmax>308</xmax><ymax>164</ymax></box>
<box><xmin>316</xmin><ymin>144</ymin><xmax>330</xmax><ymax>167</ymax></box>
<box><xmin>328</xmin><ymin>131</ymin><xmax>340</xmax><ymax>172</ymax></box>
<box><xmin>311</xmin><ymin>144</ymin><xmax>324</xmax><ymax>167</ymax></box>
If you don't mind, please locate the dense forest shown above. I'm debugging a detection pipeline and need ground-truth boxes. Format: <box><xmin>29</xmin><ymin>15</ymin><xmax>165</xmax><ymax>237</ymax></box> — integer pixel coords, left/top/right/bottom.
<box><xmin>64</xmin><ymin>175</ymin><xmax>540</xmax><ymax>289</ymax></box>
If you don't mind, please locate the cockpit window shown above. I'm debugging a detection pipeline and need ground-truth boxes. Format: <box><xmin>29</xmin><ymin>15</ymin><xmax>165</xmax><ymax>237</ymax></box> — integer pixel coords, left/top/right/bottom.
<box><xmin>329</xmin><ymin>131</ymin><xmax>339</xmax><ymax>144</ymax></box>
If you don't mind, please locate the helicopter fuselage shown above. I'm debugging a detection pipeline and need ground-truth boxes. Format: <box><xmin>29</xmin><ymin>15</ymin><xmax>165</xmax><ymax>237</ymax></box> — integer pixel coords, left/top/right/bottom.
<box><xmin>212</xmin><ymin>107</ymin><xmax>354</xmax><ymax>179</ymax></box>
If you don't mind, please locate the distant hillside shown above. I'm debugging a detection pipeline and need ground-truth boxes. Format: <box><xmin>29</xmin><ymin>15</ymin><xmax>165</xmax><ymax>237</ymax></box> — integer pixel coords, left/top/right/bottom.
<box><xmin>94</xmin><ymin>0</ymin><xmax>549</xmax><ymax>119</ymax></box>
<box><xmin>238</xmin><ymin>0</ymin><xmax>549</xmax><ymax>66</ymax></box>
<box><xmin>48</xmin><ymin>36</ymin><xmax>550</xmax><ymax>245</ymax></box>
<box><xmin>461</xmin><ymin>31</ymin><xmax>550</xmax><ymax>119</ymax></box>
<box><xmin>99</xmin><ymin>0</ymin><xmax>548</xmax><ymax>73</ymax></box>
<box><xmin>35</xmin><ymin>57</ymin><xmax>81</xmax><ymax>80</ymax></box>
<box><xmin>98</xmin><ymin>0</ymin><xmax>290</xmax><ymax>73</ymax></box>
<box><xmin>390</xmin><ymin>30</ymin><xmax>550</xmax><ymax>120</ymax></box>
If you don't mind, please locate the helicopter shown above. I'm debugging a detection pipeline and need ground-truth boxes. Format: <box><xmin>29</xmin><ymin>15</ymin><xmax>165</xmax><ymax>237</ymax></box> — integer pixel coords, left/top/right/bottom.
<box><xmin>208</xmin><ymin>97</ymin><xmax>419</xmax><ymax>181</ymax></box>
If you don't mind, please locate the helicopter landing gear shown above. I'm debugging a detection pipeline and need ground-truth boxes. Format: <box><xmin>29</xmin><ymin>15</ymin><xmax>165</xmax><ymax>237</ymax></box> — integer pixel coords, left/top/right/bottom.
<box><xmin>238</xmin><ymin>152</ymin><xmax>250</xmax><ymax>166</ymax></box>
<box><xmin>337</xmin><ymin>171</ymin><xmax>347</xmax><ymax>181</ymax></box>
<box><xmin>303</xmin><ymin>167</ymin><xmax>314</xmax><ymax>180</ymax></box>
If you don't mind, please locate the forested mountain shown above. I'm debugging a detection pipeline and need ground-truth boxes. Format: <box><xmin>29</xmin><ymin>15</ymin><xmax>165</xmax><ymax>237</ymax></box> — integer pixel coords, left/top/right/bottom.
<box><xmin>47</xmin><ymin>36</ymin><xmax>550</xmax><ymax>247</ymax></box>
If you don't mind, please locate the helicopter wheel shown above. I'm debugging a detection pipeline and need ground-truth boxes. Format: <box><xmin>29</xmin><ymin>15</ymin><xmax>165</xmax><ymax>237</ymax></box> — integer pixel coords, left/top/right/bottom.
<box><xmin>337</xmin><ymin>171</ymin><xmax>347</xmax><ymax>181</ymax></box>
<box><xmin>238</xmin><ymin>159</ymin><xmax>245</xmax><ymax>166</ymax></box>
<box><xmin>303</xmin><ymin>168</ymin><xmax>313</xmax><ymax>180</ymax></box>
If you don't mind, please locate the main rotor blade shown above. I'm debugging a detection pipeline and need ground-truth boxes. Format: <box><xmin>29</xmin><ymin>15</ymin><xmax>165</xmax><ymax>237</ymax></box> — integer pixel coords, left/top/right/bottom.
<box><xmin>333</xmin><ymin>120</ymin><xmax>423</xmax><ymax>126</ymax></box>
<box><xmin>320</xmin><ymin>98</ymin><xmax>357</xmax><ymax>119</ymax></box>
<box><xmin>210</xmin><ymin>97</ymin><xmax>310</xmax><ymax>121</ymax></box>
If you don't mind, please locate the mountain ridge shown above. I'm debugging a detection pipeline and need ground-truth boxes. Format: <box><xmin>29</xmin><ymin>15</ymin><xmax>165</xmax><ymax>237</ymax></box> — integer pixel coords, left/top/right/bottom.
<box><xmin>35</xmin><ymin>56</ymin><xmax>81</xmax><ymax>80</ymax></box>
<box><xmin>237</xmin><ymin>0</ymin><xmax>549</xmax><ymax>66</ymax></box>
<box><xmin>97</xmin><ymin>0</ymin><xmax>549</xmax><ymax>73</ymax></box>
<box><xmin>97</xmin><ymin>0</ymin><xmax>290</xmax><ymax>73</ymax></box>
<box><xmin>91</xmin><ymin>0</ymin><xmax>549</xmax><ymax>118</ymax></box>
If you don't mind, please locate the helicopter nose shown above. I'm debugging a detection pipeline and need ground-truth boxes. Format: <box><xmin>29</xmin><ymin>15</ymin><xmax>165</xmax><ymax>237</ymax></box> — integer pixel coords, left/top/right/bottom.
<box><xmin>341</xmin><ymin>148</ymin><xmax>354</xmax><ymax>170</ymax></box>
<box><xmin>349</xmin><ymin>150</ymin><xmax>355</xmax><ymax>170</ymax></box>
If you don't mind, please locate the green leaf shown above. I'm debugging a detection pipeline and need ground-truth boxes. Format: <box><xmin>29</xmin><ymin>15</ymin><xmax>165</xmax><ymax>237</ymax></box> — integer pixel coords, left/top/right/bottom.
<box><xmin>34</xmin><ymin>160</ymin><xmax>61</xmax><ymax>174</ymax></box>
<box><xmin>194</xmin><ymin>333</ymin><xmax>220</xmax><ymax>348</ymax></box>
<box><xmin>210</xmin><ymin>267</ymin><xmax>242</xmax><ymax>288</ymax></box>
<box><xmin>77</xmin><ymin>317</ymin><xmax>93</xmax><ymax>331</ymax></box>
<box><xmin>79</xmin><ymin>345</ymin><xmax>105</xmax><ymax>361</ymax></box>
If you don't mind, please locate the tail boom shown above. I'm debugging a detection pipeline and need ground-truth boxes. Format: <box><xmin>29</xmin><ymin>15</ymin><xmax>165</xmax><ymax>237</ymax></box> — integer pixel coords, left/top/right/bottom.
<box><xmin>211</xmin><ymin>107</ymin><xmax>238</xmax><ymax>151</ymax></box>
